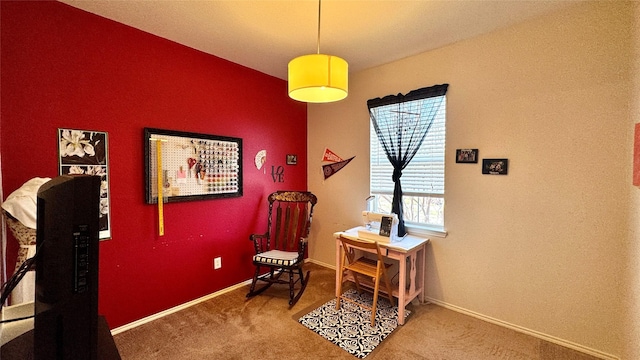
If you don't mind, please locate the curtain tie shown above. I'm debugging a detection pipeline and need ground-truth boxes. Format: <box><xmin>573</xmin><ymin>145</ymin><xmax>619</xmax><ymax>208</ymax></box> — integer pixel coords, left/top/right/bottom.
<box><xmin>392</xmin><ymin>168</ymin><xmax>402</xmax><ymax>182</ymax></box>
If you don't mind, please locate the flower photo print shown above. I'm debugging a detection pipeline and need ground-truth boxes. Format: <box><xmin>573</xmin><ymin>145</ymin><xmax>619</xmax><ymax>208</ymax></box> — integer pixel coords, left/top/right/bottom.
<box><xmin>58</xmin><ymin>129</ymin><xmax>111</xmax><ymax>239</ymax></box>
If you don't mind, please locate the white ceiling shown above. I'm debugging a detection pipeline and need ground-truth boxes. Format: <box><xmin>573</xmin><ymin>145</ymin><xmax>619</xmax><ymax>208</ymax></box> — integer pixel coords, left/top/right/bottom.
<box><xmin>59</xmin><ymin>0</ymin><xmax>580</xmax><ymax>80</ymax></box>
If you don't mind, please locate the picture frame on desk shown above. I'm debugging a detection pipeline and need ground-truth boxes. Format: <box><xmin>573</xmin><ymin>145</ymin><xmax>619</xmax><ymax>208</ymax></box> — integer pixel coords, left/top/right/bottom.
<box><xmin>379</xmin><ymin>216</ymin><xmax>393</xmax><ymax>237</ymax></box>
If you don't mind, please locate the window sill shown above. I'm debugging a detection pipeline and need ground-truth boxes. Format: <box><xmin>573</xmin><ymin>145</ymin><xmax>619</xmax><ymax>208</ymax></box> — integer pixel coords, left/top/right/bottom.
<box><xmin>406</xmin><ymin>224</ymin><xmax>448</xmax><ymax>238</ymax></box>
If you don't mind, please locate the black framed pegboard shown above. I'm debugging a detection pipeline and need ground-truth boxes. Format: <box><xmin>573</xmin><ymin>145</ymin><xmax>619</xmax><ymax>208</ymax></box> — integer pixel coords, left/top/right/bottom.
<box><xmin>144</xmin><ymin>128</ymin><xmax>242</xmax><ymax>204</ymax></box>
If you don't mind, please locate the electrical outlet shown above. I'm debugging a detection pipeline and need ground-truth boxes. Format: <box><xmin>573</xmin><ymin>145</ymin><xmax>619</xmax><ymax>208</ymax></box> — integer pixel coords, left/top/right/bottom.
<box><xmin>214</xmin><ymin>257</ymin><xmax>222</xmax><ymax>269</ymax></box>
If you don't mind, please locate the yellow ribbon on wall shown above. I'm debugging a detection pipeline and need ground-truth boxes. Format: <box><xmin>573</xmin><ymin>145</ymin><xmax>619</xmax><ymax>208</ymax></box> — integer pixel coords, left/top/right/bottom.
<box><xmin>152</xmin><ymin>138</ymin><xmax>167</xmax><ymax>236</ymax></box>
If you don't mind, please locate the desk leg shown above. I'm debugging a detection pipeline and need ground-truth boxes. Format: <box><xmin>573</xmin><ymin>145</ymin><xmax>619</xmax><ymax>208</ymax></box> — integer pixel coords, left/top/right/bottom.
<box><xmin>335</xmin><ymin>238</ymin><xmax>341</xmax><ymax>298</ymax></box>
<box><xmin>409</xmin><ymin>252</ymin><xmax>416</xmax><ymax>297</ymax></box>
<box><xmin>418</xmin><ymin>245</ymin><xmax>425</xmax><ymax>303</ymax></box>
<box><xmin>398</xmin><ymin>253</ymin><xmax>406</xmax><ymax>325</ymax></box>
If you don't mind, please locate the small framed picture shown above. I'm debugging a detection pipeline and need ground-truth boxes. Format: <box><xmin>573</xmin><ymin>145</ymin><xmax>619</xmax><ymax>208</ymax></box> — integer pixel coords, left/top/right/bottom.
<box><xmin>286</xmin><ymin>154</ymin><xmax>297</xmax><ymax>165</ymax></box>
<box><xmin>456</xmin><ymin>149</ymin><xmax>478</xmax><ymax>163</ymax></box>
<box><xmin>482</xmin><ymin>159</ymin><xmax>509</xmax><ymax>175</ymax></box>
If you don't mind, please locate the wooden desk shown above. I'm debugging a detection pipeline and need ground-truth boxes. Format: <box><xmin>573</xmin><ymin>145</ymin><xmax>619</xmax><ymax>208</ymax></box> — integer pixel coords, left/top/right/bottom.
<box><xmin>334</xmin><ymin>227</ymin><xmax>428</xmax><ymax>325</ymax></box>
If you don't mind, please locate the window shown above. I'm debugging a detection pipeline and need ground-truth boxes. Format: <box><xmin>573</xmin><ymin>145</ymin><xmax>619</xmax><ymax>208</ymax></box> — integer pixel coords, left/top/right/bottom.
<box><xmin>369</xmin><ymin>96</ymin><xmax>446</xmax><ymax>233</ymax></box>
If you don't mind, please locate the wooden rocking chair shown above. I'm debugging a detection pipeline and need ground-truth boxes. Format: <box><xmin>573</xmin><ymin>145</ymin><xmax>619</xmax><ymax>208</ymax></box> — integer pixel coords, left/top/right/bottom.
<box><xmin>246</xmin><ymin>191</ymin><xmax>317</xmax><ymax>307</ymax></box>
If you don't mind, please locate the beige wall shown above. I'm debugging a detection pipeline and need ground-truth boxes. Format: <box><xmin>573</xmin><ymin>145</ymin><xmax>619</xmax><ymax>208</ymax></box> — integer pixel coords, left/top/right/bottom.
<box><xmin>308</xmin><ymin>2</ymin><xmax>635</xmax><ymax>359</ymax></box>
<box><xmin>624</xmin><ymin>3</ymin><xmax>640</xmax><ymax>360</ymax></box>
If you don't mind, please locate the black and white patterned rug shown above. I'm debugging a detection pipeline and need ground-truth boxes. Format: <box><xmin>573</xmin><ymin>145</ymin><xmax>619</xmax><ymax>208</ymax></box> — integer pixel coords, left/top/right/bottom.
<box><xmin>298</xmin><ymin>289</ymin><xmax>409</xmax><ymax>358</ymax></box>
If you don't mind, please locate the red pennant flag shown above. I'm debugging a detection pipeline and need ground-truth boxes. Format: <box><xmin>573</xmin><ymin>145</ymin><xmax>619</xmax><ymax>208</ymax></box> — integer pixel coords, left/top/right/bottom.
<box><xmin>322</xmin><ymin>148</ymin><xmax>344</xmax><ymax>163</ymax></box>
<box><xmin>323</xmin><ymin>156</ymin><xmax>355</xmax><ymax>180</ymax></box>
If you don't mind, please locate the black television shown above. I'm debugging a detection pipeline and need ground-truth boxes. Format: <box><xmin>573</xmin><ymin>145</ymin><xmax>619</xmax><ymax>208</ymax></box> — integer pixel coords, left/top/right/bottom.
<box><xmin>34</xmin><ymin>175</ymin><xmax>101</xmax><ymax>360</ymax></box>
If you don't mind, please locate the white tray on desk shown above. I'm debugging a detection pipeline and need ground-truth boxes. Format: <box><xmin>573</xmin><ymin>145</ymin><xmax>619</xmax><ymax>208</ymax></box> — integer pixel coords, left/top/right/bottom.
<box><xmin>356</xmin><ymin>228</ymin><xmax>393</xmax><ymax>243</ymax></box>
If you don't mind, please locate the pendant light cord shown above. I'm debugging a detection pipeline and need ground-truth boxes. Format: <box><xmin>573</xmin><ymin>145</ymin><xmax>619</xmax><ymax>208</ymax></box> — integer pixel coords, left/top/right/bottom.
<box><xmin>317</xmin><ymin>0</ymin><xmax>321</xmax><ymax>55</ymax></box>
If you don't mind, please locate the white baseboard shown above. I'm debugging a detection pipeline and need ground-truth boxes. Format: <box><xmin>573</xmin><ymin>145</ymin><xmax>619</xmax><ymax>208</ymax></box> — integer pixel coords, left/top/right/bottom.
<box><xmin>110</xmin><ymin>279</ymin><xmax>253</xmax><ymax>336</ymax></box>
<box><xmin>305</xmin><ymin>258</ymin><xmax>335</xmax><ymax>270</ymax></box>
<box><xmin>424</xmin><ymin>296</ymin><xmax>619</xmax><ymax>360</ymax></box>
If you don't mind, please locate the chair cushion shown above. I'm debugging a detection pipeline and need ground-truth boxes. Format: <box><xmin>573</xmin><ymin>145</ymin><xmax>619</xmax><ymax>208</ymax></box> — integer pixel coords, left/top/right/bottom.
<box><xmin>253</xmin><ymin>250</ymin><xmax>300</xmax><ymax>266</ymax></box>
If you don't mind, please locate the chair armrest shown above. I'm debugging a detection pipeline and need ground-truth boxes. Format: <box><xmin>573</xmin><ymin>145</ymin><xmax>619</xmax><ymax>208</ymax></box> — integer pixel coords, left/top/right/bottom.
<box><xmin>249</xmin><ymin>233</ymin><xmax>269</xmax><ymax>254</ymax></box>
<box><xmin>298</xmin><ymin>236</ymin><xmax>308</xmax><ymax>256</ymax></box>
<box><xmin>249</xmin><ymin>233</ymin><xmax>268</xmax><ymax>241</ymax></box>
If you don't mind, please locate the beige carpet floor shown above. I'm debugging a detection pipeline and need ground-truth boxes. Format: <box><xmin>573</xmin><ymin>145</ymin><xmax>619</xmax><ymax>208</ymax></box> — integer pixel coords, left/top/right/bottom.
<box><xmin>113</xmin><ymin>263</ymin><xmax>601</xmax><ymax>360</ymax></box>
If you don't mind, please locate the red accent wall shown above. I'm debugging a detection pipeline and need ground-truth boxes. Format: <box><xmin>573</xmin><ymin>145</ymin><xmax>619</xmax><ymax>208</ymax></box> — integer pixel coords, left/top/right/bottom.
<box><xmin>1</xmin><ymin>1</ymin><xmax>307</xmax><ymax>328</ymax></box>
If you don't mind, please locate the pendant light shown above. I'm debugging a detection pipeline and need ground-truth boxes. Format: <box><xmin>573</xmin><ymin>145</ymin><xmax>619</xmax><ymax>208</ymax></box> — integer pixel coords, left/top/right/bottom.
<box><xmin>288</xmin><ymin>0</ymin><xmax>348</xmax><ymax>103</ymax></box>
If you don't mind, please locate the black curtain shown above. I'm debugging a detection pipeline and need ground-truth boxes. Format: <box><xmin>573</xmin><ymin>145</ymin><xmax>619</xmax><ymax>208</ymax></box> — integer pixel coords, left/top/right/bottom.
<box><xmin>367</xmin><ymin>84</ymin><xmax>448</xmax><ymax>236</ymax></box>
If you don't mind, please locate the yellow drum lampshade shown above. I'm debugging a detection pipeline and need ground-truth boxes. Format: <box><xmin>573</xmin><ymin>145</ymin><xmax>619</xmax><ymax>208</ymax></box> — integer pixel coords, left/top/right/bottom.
<box><xmin>288</xmin><ymin>54</ymin><xmax>348</xmax><ymax>103</ymax></box>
